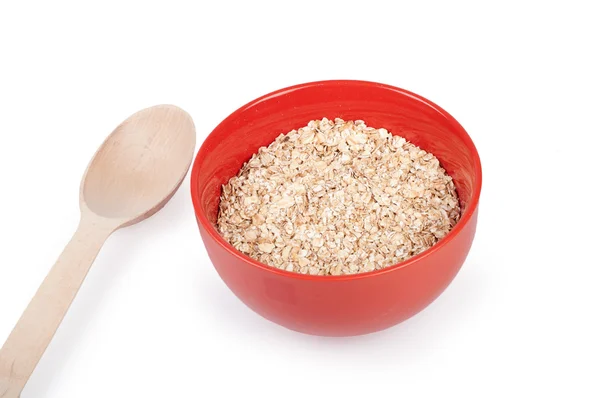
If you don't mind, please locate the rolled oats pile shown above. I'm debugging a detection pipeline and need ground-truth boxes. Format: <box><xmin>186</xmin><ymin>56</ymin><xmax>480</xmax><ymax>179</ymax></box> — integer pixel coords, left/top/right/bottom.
<box><xmin>217</xmin><ymin>118</ymin><xmax>460</xmax><ymax>276</ymax></box>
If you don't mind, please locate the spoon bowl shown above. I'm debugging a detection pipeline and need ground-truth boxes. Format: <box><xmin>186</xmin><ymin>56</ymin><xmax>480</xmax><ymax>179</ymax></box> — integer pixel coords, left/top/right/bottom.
<box><xmin>82</xmin><ymin>105</ymin><xmax>196</xmax><ymax>224</ymax></box>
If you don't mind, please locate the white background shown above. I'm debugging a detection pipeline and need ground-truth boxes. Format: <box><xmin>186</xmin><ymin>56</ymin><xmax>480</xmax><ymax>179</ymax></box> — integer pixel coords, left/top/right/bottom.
<box><xmin>1</xmin><ymin>1</ymin><xmax>599</xmax><ymax>397</ymax></box>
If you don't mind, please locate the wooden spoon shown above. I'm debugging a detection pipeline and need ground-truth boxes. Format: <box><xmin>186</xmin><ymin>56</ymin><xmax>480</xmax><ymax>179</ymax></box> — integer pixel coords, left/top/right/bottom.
<box><xmin>0</xmin><ymin>104</ymin><xmax>196</xmax><ymax>397</ymax></box>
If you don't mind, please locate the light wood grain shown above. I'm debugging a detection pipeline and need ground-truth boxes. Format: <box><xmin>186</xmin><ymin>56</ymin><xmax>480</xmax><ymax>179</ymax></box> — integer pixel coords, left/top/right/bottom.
<box><xmin>0</xmin><ymin>105</ymin><xmax>196</xmax><ymax>397</ymax></box>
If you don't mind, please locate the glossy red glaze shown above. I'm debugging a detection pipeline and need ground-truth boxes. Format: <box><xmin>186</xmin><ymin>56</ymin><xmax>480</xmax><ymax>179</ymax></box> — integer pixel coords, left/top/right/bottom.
<box><xmin>191</xmin><ymin>80</ymin><xmax>482</xmax><ymax>336</ymax></box>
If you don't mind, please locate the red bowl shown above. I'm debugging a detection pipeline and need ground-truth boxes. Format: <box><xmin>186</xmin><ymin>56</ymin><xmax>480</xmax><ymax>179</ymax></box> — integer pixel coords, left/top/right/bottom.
<box><xmin>191</xmin><ymin>80</ymin><xmax>482</xmax><ymax>336</ymax></box>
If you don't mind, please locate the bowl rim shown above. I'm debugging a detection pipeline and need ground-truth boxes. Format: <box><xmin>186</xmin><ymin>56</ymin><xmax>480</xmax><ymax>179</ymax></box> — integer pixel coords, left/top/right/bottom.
<box><xmin>190</xmin><ymin>79</ymin><xmax>482</xmax><ymax>281</ymax></box>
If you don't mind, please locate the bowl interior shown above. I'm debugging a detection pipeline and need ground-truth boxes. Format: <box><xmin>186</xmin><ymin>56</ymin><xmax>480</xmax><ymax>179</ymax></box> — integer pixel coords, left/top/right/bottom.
<box><xmin>192</xmin><ymin>80</ymin><xmax>481</xmax><ymax>248</ymax></box>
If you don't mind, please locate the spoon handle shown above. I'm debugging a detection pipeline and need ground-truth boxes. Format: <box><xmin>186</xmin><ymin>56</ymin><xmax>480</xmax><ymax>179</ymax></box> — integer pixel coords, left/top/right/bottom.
<box><xmin>0</xmin><ymin>215</ymin><xmax>114</xmax><ymax>397</ymax></box>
